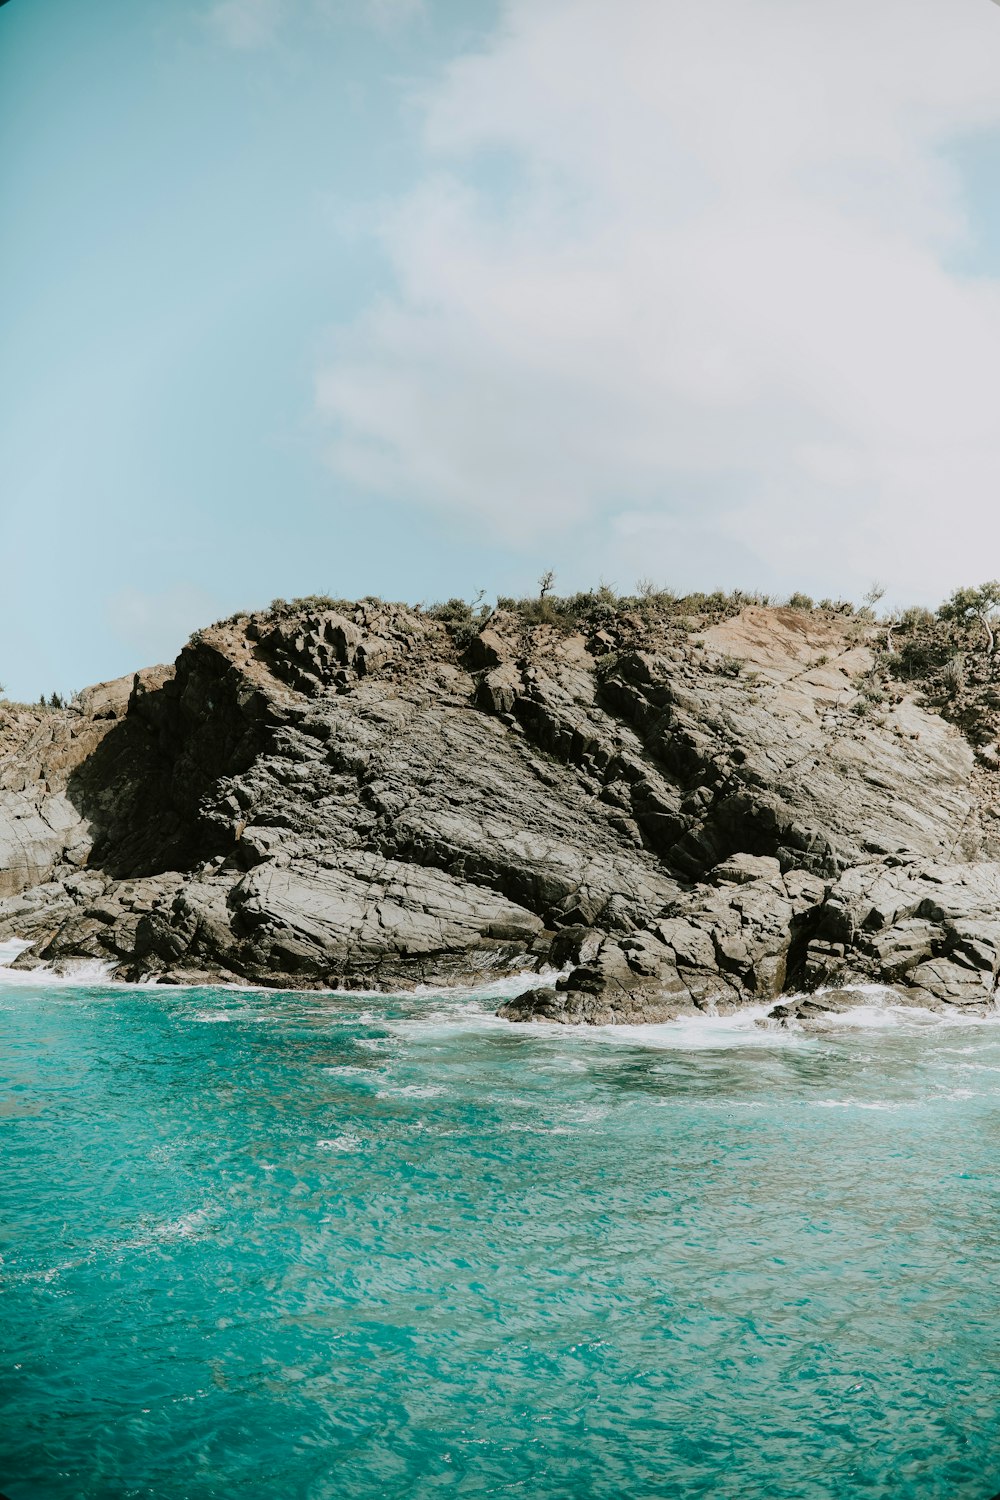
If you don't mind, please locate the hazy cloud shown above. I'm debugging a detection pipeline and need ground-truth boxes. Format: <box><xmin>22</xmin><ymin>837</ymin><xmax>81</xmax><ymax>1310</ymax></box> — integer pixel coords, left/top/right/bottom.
<box><xmin>207</xmin><ymin>0</ymin><xmax>286</xmax><ymax>49</ymax></box>
<box><xmin>364</xmin><ymin>0</ymin><xmax>424</xmax><ymax>29</ymax></box>
<box><xmin>105</xmin><ymin>585</ymin><xmax>221</xmax><ymax>667</ymax></box>
<box><xmin>317</xmin><ymin>0</ymin><xmax>1000</xmax><ymax>601</ymax></box>
<box><xmin>206</xmin><ymin>0</ymin><xmax>420</xmax><ymax>50</ymax></box>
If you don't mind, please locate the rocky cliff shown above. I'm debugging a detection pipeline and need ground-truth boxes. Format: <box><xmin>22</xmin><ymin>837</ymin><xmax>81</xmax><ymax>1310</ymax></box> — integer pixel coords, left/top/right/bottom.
<box><xmin>3</xmin><ymin>596</ymin><xmax>1000</xmax><ymax>1020</ymax></box>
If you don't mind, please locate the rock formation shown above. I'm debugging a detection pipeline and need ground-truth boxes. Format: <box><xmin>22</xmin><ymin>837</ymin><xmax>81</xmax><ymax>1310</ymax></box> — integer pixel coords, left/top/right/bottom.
<box><xmin>2</xmin><ymin>597</ymin><xmax>999</xmax><ymax>1019</ymax></box>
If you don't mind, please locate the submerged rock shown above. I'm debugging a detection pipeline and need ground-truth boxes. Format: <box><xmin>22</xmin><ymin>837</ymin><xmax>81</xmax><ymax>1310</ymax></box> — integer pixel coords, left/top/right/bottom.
<box><xmin>1</xmin><ymin>599</ymin><xmax>998</xmax><ymax>1017</ymax></box>
<box><xmin>766</xmin><ymin>984</ymin><xmax>948</xmax><ymax>1027</ymax></box>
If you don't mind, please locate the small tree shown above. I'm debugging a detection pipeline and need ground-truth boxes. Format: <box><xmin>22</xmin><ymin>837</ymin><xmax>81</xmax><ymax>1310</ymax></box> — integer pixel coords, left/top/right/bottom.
<box><xmin>938</xmin><ymin>582</ymin><xmax>1000</xmax><ymax>656</ymax></box>
<box><xmin>538</xmin><ymin>570</ymin><xmax>555</xmax><ymax>600</ymax></box>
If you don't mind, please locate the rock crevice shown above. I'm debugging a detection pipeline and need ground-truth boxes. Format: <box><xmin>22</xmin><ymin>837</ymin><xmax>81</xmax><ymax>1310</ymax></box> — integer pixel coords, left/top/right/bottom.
<box><xmin>1</xmin><ymin>601</ymin><xmax>997</xmax><ymax>1017</ymax></box>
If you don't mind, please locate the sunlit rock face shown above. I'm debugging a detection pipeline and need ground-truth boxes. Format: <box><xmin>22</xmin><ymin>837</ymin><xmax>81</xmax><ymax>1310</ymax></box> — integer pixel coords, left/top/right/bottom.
<box><xmin>1</xmin><ymin>600</ymin><xmax>998</xmax><ymax>1018</ymax></box>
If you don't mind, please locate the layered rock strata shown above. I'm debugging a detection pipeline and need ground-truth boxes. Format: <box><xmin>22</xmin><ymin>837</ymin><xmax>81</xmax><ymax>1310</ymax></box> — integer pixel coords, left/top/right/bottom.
<box><xmin>1</xmin><ymin>601</ymin><xmax>998</xmax><ymax>1019</ymax></box>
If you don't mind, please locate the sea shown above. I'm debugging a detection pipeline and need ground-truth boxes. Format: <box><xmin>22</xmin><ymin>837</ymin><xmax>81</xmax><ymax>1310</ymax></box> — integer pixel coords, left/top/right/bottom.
<box><xmin>1</xmin><ymin>945</ymin><xmax>998</xmax><ymax>1499</ymax></box>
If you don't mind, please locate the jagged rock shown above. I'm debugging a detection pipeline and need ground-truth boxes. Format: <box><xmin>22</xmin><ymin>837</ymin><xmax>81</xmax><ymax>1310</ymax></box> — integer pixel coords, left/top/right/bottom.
<box><xmin>503</xmin><ymin>864</ymin><xmax>823</xmax><ymax>1023</ymax></box>
<box><xmin>907</xmin><ymin>957</ymin><xmax>995</xmax><ymax>1007</ymax></box>
<box><xmin>710</xmin><ymin>853</ymin><xmax>782</xmax><ymax>886</ymax></box>
<box><xmin>769</xmin><ymin>988</ymin><xmax>870</xmax><ymax>1023</ymax></box>
<box><xmin>768</xmin><ymin>984</ymin><xmax>948</xmax><ymax>1026</ymax></box>
<box><xmin>1</xmin><ymin>600</ymin><xmax>998</xmax><ymax>1016</ymax></box>
<box><xmin>0</xmin><ymin>793</ymin><xmax>76</xmax><ymax>898</ymax></box>
<box><xmin>497</xmin><ymin>986</ymin><xmax>565</xmax><ymax>1021</ymax></box>
<box><xmin>468</xmin><ymin>628</ymin><xmax>508</xmax><ymax>671</ymax></box>
<box><xmin>476</xmin><ymin>665</ymin><xmax>519</xmax><ymax>715</ymax></box>
<box><xmin>857</xmin><ymin>918</ymin><xmax>937</xmax><ymax>980</ymax></box>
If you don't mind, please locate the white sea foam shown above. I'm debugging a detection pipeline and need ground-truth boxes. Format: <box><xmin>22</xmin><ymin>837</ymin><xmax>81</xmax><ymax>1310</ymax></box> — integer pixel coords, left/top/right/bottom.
<box><xmin>317</xmin><ymin>1133</ymin><xmax>364</xmax><ymax>1152</ymax></box>
<box><xmin>0</xmin><ymin>953</ymin><xmax>118</xmax><ymax>988</ymax></box>
<box><xmin>587</xmin><ymin>1004</ymin><xmax>796</xmax><ymax>1051</ymax></box>
<box><xmin>0</xmin><ymin>938</ymin><xmax>108</xmax><ymax>989</ymax></box>
<box><xmin>785</xmin><ymin>990</ymin><xmax>1000</xmax><ymax>1035</ymax></box>
<box><xmin>411</xmin><ymin>981</ymin><xmax>1000</xmax><ymax>1055</ymax></box>
<box><xmin>811</xmin><ymin>1083</ymin><xmax>987</xmax><ymax>1109</ymax></box>
<box><xmin>560</xmin><ymin>1103</ymin><xmax>610</xmax><ymax>1124</ymax></box>
<box><xmin>539</xmin><ymin>1050</ymin><xmax>593</xmax><ymax>1074</ymax></box>
<box><xmin>3</xmin><ymin>934</ymin><xmax>998</xmax><ymax>1059</ymax></box>
<box><xmin>377</xmin><ymin>984</ymin><xmax>1000</xmax><ymax>1055</ymax></box>
<box><xmin>813</xmin><ymin>1098</ymin><xmax>907</xmax><ymax>1111</ymax></box>
<box><xmin>153</xmin><ymin>1208</ymin><xmax>216</xmax><ymax>1241</ymax></box>
<box><xmin>0</xmin><ymin>937</ymin><xmax>34</xmax><ymax>966</ymax></box>
<box><xmin>375</xmin><ymin>1082</ymin><xmax>446</xmax><ymax>1099</ymax></box>
<box><xmin>3</xmin><ymin>1249</ymin><xmax>95</xmax><ymax>1286</ymax></box>
<box><xmin>118</xmin><ymin>1207</ymin><xmax>218</xmax><ymax>1252</ymax></box>
<box><xmin>0</xmin><ymin>937</ymin><xmax>124</xmax><ymax>990</ymax></box>
<box><xmin>402</xmin><ymin>965</ymin><xmax>554</xmax><ymax>1000</ymax></box>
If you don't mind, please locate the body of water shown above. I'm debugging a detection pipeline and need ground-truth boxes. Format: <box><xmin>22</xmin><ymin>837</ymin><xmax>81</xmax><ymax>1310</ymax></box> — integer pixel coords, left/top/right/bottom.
<box><xmin>1</xmin><ymin>972</ymin><xmax>998</xmax><ymax>1498</ymax></box>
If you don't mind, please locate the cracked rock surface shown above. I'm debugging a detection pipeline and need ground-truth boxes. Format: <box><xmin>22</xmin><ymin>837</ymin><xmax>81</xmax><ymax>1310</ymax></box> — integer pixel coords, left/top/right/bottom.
<box><xmin>1</xmin><ymin>601</ymin><xmax>999</xmax><ymax>1018</ymax></box>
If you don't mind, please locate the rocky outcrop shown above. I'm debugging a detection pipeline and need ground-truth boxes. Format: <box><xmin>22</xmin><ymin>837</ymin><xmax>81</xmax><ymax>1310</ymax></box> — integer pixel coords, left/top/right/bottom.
<box><xmin>0</xmin><ymin>671</ymin><xmax>156</xmax><ymax>898</ymax></box>
<box><xmin>2</xmin><ymin>598</ymin><xmax>999</xmax><ymax>1017</ymax></box>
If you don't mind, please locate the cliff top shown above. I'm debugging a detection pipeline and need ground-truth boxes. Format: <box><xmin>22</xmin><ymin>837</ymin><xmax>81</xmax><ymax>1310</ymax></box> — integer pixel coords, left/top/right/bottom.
<box><xmin>3</xmin><ymin>585</ymin><xmax>1000</xmax><ymax>1020</ymax></box>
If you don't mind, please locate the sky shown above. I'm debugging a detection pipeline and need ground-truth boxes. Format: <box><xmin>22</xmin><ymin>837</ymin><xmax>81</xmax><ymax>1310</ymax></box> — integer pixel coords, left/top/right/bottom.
<box><xmin>3</xmin><ymin>0</ymin><xmax>1000</xmax><ymax>698</ymax></box>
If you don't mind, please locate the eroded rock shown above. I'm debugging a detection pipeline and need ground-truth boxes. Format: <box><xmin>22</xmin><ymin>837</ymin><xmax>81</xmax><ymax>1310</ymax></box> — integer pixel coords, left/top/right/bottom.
<box><xmin>0</xmin><ymin>601</ymin><xmax>998</xmax><ymax>1016</ymax></box>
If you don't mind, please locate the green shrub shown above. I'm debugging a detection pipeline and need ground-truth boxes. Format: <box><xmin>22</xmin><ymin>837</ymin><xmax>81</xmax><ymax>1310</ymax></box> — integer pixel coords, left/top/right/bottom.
<box><xmin>898</xmin><ymin>605</ymin><xmax>935</xmax><ymax>631</ymax></box>
<box><xmin>937</xmin><ymin>582</ymin><xmax>1000</xmax><ymax>654</ymax></box>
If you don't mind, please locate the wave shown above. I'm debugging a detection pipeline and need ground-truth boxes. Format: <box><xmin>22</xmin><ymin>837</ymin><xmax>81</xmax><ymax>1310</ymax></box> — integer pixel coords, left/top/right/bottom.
<box><xmin>0</xmin><ymin>937</ymin><xmax>33</xmax><ymax>964</ymax></box>
<box><xmin>0</xmin><ymin>946</ymin><xmax>117</xmax><ymax>988</ymax></box>
<box><xmin>375</xmin><ymin>1082</ymin><xmax>446</xmax><ymax>1099</ymax></box>
<box><xmin>382</xmin><ymin>982</ymin><xmax>1000</xmax><ymax>1054</ymax></box>
<box><xmin>3</xmin><ymin>933</ymin><xmax>998</xmax><ymax>1057</ymax></box>
<box><xmin>0</xmin><ymin>935</ymin><xmax>557</xmax><ymax>1004</ymax></box>
<box><xmin>317</xmin><ymin>1133</ymin><xmax>364</xmax><ymax>1152</ymax></box>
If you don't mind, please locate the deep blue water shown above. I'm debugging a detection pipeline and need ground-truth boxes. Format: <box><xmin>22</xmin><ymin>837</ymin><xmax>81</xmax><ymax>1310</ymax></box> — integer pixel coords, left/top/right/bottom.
<box><xmin>1</xmin><ymin>975</ymin><xmax>999</xmax><ymax>1500</ymax></box>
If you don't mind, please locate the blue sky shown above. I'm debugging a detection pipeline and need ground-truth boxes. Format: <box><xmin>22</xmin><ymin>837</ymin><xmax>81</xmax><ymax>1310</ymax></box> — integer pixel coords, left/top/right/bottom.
<box><xmin>3</xmin><ymin>0</ymin><xmax>1000</xmax><ymax>698</ymax></box>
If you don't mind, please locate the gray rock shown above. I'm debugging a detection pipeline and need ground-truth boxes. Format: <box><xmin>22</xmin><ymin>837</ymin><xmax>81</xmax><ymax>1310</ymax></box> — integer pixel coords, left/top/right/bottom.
<box><xmin>1</xmin><ymin>600</ymin><xmax>998</xmax><ymax>1015</ymax></box>
<box><xmin>710</xmin><ymin>853</ymin><xmax>782</xmax><ymax>886</ymax></box>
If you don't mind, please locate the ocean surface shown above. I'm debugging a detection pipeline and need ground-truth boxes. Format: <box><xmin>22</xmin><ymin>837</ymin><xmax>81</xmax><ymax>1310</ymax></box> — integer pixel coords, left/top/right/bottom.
<box><xmin>1</xmin><ymin>961</ymin><xmax>999</xmax><ymax>1500</ymax></box>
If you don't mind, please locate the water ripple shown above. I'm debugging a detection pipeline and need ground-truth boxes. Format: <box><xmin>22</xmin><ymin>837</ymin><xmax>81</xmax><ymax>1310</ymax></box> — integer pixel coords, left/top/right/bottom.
<box><xmin>1</xmin><ymin>979</ymin><xmax>998</xmax><ymax>1499</ymax></box>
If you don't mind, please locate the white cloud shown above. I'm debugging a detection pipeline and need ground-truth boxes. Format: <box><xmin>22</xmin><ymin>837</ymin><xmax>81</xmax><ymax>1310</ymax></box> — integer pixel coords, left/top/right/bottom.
<box><xmin>317</xmin><ymin>0</ymin><xmax>1000</xmax><ymax>602</ymax></box>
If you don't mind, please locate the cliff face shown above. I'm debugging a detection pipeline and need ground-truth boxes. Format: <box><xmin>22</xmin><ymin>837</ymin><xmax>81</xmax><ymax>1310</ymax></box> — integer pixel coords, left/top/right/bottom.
<box><xmin>2</xmin><ymin>599</ymin><xmax>999</xmax><ymax>1019</ymax></box>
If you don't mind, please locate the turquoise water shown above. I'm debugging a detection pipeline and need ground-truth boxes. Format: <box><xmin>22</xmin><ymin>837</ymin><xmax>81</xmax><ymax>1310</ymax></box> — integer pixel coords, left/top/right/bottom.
<box><xmin>1</xmin><ymin>977</ymin><xmax>999</xmax><ymax>1500</ymax></box>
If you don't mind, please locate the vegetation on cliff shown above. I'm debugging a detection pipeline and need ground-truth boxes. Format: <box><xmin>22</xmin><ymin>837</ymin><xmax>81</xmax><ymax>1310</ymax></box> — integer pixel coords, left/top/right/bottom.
<box><xmin>3</xmin><ymin>579</ymin><xmax>1000</xmax><ymax>1020</ymax></box>
<box><xmin>203</xmin><ymin>576</ymin><xmax>1000</xmax><ymax>768</ymax></box>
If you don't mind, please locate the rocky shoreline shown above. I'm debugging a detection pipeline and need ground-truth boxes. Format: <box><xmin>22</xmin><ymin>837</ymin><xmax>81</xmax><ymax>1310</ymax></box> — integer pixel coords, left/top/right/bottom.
<box><xmin>3</xmin><ymin>596</ymin><xmax>1000</xmax><ymax>1021</ymax></box>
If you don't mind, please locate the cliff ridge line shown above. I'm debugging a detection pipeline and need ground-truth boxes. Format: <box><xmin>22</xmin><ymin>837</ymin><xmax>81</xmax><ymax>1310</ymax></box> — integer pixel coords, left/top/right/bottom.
<box><xmin>2</xmin><ymin>594</ymin><xmax>999</xmax><ymax>1021</ymax></box>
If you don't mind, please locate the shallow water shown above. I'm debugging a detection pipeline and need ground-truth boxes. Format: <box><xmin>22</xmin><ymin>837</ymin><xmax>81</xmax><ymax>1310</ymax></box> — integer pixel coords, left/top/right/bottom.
<box><xmin>1</xmin><ymin>975</ymin><xmax>999</xmax><ymax>1499</ymax></box>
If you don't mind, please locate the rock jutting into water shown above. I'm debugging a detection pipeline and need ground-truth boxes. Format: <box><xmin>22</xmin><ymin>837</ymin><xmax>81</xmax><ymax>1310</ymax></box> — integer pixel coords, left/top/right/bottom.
<box><xmin>3</xmin><ymin>593</ymin><xmax>1000</xmax><ymax>1020</ymax></box>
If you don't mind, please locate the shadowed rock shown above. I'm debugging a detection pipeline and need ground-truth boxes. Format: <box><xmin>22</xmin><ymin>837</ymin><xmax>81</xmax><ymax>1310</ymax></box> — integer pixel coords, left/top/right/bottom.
<box><xmin>1</xmin><ymin>599</ymin><xmax>998</xmax><ymax>1016</ymax></box>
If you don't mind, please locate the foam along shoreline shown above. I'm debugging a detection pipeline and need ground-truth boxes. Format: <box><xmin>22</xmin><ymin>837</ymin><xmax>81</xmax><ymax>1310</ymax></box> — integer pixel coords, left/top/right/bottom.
<box><xmin>5</xmin><ymin>598</ymin><xmax>1000</xmax><ymax>1020</ymax></box>
<box><xmin>1</xmin><ymin>939</ymin><xmax>996</xmax><ymax>1049</ymax></box>
<box><xmin>0</xmin><ymin>940</ymin><xmax>561</xmax><ymax>1002</ymax></box>
<box><xmin>0</xmin><ymin>937</ymin><xmax>38</xmax><ymax>968</ymax></box>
